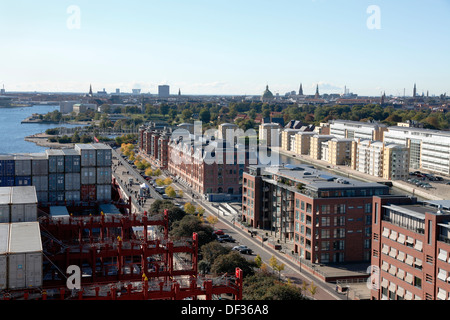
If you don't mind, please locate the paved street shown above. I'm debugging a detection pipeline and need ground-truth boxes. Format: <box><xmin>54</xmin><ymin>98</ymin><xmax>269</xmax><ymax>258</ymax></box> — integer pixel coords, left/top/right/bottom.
<box><xmin>113</xmin><ymin>148</ymin><xmax>346</xmax><ymax>300</ymax></box>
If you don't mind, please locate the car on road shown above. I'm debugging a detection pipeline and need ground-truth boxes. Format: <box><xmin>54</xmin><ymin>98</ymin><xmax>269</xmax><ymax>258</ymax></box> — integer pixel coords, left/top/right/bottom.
<box><xmin>213</xmin><ymin>230</ymin><xmax>225</xmax><ymax>236</ymax></box>
<box><xmin>232</xmin><ymin>245</ymin><xmax>252</xmax><ymax>255</ymax></box>
<box><xmin>217</xmin><ymin>235</ymin><xmax>235</xmax><ymax>243</ymax></box>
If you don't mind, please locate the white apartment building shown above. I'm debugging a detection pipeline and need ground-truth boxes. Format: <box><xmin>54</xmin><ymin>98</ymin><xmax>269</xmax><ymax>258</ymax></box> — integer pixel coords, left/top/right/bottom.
<box><xmin>383</xmin><ymin>126</ymin><xmax>450</xmax><ymax>175</ymax></box>
<box><xmin>259</xmin><ymin>123</ymin><xmax>281</xmax><ymax>147</ymax></box>
<box><xmin>329</xmin><ymin>120</ymin><xmax>387</xmax><ymax>141</ymax></box>
<box><xmin>352</xmin><ymin>140</ymin><xmax>410</xmax><ymax>180</ymax></box>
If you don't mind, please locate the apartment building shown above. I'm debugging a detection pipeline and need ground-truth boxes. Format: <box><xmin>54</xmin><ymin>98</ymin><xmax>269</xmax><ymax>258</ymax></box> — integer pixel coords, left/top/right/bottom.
<box><xmin>328</xmin><ymin>138</ymin><xmax>353</xmax><ymax>166</ymax></box>
<box><xmin>371</xmin><ymin>197</ymin><xmax>450</xmax><ymax>300</ymax></box>
<box><xmin>383</xmin><ymin>126</ymin><xmax>450</xmax><ymax>176</ymax></box>
<box><xmin>351</xmin><ymin>140</ymin><xmax>410</xmax><ymax>181</ymax></box>
<box><xmin>281</xmin><ymin>129</ymin><xmax>301</xmax><ymax>152</ymax></box>
<box><xmin>293</xmin><ymin>132</ymin><xmax>316</xmax><ymax>156</ymax></box>
<box><xmin>168</xmin><ymin>135</ymin><xmax>247</xmax><ymax>195</ymax></box>
<box><xmin>139</xmin><ymin>123</ymin><xmax>172</xmax><ymax>170</ymax></box>
<box><xmin>329</xmin><ymin>120</ymin><xmax>387</xmax><ymax>142</ymax></box>
<box><xmin>310</xmin><ymin>135</ymin><xmax>335</xmax><ymax>160</ymax></box>
<box><xmin>242</xmin><ymin>164</ymin><xmax>390</xmax><ymax>264</ymax></box>
<box><xmin>217</xmin><ymin>123</ymin><xmax>238</xmax><ymax>140</ymax></box>
<box><xmin>259</xmin><ymin>123</ymin><xmax>281</xmax><ymax>147</ymax></box>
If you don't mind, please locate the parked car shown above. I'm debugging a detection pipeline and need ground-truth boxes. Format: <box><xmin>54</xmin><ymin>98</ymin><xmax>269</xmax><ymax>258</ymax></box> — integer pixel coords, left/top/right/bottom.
<box><xmin>446</xmin><ymin>182</ymin><xmax>450</xmax><ymax>185</ymax></box>
<box><xmin>213</xmin><ymin>230</ymin><xmax>225</xmax><ymax>236</ymax></box>
<box><xmin>217</xmin><ymin>235</ymin><xmax>235</xmax><ymax>243</ymax></box>
<box><xmin>239</xmin><ymin>248</ymin><xmax>253</xmax><ymax>255</ymax></box>
<box><xmin>232</xmin><ymin>245</ymin><xmax>248</xmax><ymax>251</ymax></box>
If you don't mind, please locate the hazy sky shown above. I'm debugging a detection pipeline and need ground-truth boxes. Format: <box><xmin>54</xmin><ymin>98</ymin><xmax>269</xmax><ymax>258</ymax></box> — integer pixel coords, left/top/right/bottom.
<box><xmin>1</xmin><ymin>0</ymin><xmax>450</xmax><ymax>96</ymax></box>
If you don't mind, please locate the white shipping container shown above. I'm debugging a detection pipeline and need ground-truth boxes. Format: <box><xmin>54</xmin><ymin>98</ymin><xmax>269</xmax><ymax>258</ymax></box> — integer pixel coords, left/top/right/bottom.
<box><xmin>96</xmin><ymin>167</ymin><xmax>112</xmax><ymax>185</ymax></box>
<box><xmin>10</xmin><ymin>186</ymin><xmax>38</xmax><ymax>223</ymax></box>
<box><xmin>81</xmin><ymin>167</ymin><xmax>96</xmax><ymax>185</ymax></box>
<box><xmin>8</xmin><ymin>222</ymin><xmax>43</xmax><ymax>290</ymax></box>
<box><xmin>65</xmin><ymin>173</ymin><xmax>80</xmax><ymax>191</ymax></box>
<box><xmin>14</xmin><ymin>156</ymin><xmax>32</xmax><ymax>176</ymax></box>
<box><xmin>30</xmin><ymin>154</ymin><xmax>48</xmax><ymax>176</ymax></box>
<box><xmin>65</xmin><ymin>191</ymin><xmax>80</xmax><ymax>202</ymax></box>
<box><xmin>75</xmin><ymin>144</ymin><xmax>97</xmax><ymax>167</ymax></box>
<box><xmin>0</xmin><ymin>223</ymin><xmax>8</xmax><ymax>290</ymax></box>
<box><xmin>0</xmin><ymin>188</ymin><xmax>11</xmax><ymax>223</ymax></box>
<box><xmin>96</xmin><ymin>184</ymin><xmax>111</xmax><ymax>201</ymax></box>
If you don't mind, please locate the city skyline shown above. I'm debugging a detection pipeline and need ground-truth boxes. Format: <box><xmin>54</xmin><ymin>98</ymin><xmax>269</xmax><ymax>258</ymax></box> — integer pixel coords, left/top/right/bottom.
<box><xmin>1</xmin><ymin>0</ymin><xmax>450</xmax><ymax>96</ymax></box>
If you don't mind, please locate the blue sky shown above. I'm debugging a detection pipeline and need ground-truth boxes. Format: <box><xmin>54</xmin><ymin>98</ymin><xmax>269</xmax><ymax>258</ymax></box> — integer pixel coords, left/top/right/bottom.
<box><xmin>1</xmin><ymin>0</ymin><xmax>450</xmax><ymax>96</ymax></box>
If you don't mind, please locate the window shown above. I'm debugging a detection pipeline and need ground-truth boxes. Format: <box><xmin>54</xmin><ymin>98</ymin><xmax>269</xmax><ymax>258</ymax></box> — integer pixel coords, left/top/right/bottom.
<box><xmin>365</xmin><ymin>203</ymin><xmax>372</xmax><ymax>213</ymax></box>
<box><xmin>438</xmin><ymin>249</ymin><xmax>448</xmax><ymax>261</ymax></box>
<box><xmin>321</xmin><ymin>229</ymin><xmax>330</xmax><ymax>239</ymax></box>
<box><xmin>414</xmin><ymin>276</ymin><xmax>422</xmax><ymax>289</ymax></box>
<box><xmin>321</xmin><ymin>205</ymin><xmax>331</xmax><ymax>214</ymax></box>
<box><xmin>335</xmin><ymin>204</ymin><xmax>346</xmax><ymax>214</ymax></box>
<box><xmin>438</xmin><ymin>268</ymin><xmax>447</xmax><ymax>282</ymax></box>
<box><xmin>321</xmin><ymin>217</ymin><xmax>330</xmax><ymax>227</ymax></box>
<box><xmin>321</xmin><ymin>241</ymin><xmax>330</xmax><ymax>250</ymax></box>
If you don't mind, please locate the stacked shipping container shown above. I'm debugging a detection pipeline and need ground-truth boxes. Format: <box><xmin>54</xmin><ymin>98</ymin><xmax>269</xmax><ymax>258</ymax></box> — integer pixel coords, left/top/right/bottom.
<box><xmin>0</xmin><ymin>143</ymin><xmax>112</xmax><ymax>206</ymax></box>
<box><xmin>0</xmin><ymin>186</ymin><xmax>38</xmax><ymax>223</ymax></box>
<box><xmin>0</xmin><ymin>222</ymin><xmax>43</xmax><ymax>290</ymax></box>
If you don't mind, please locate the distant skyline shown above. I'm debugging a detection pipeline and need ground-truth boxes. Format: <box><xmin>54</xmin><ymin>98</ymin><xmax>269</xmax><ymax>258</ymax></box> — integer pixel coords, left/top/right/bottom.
<box><xmin>1</xmin><ymin>0</ymin><xmax>450</xmax><ymax>96</ymax></box>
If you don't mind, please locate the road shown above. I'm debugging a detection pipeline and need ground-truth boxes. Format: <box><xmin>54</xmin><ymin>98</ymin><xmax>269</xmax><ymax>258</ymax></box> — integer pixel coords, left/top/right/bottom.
<box><xmin>114</xmin><ymin>148</ymin><xmax>344</xmax><ymax>300</ymax></box>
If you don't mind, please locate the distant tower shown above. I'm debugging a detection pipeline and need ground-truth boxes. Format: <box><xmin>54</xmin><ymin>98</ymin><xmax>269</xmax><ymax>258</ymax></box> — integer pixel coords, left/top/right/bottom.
<box><xmin>178</xmin><ymin>88</ymin><xmax>181</xmax><ymax>96</ymax></box>
<box><xmin>89</xmin><ymin>84</ymin><xmax>93</xmax><ymax>97</ymax></box>
<box><xmin>413</xmin><ymin>83</ymin><xmax>417</xmax><ymax>97</ymax></box>
<box><xmin>299</xmin><ymin>83</ymin><xmax>303</xmax><ymax>96</ymax></box>
<box><xmin>381</xmin><ymin>91</ymin><xmax>386</xmax><ymax>105</ymax></box>
<box><xmin>315</xmin><ymin>84</ymin><xmax>320</xmax><ymax>99</ymax></box>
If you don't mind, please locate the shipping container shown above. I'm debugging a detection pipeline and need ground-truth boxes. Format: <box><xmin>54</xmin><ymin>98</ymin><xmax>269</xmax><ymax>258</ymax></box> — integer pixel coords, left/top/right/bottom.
<box><xmin>96</xmin><ymin>184</ymin><xmax>111</xmax><ymax>201</ymax></box>
<box><xmin>92</xmin><ymin>143</ymin><xmax>112</xmax><ymax>167</ymax></box>
<box><xmin>14</xmin><ymin>155</ymin><xmax>32</xmax><ymax>176</ymax></box>
<box><xmin>64</xmin><ymin>173</ymin><xmax>80</xmax><ymax>191</ymax></box>
<box><xmin>15</xmin><ymin>176</ymin><xmax>32</xmax><ymax>187</ymax></box>
<box><xmin>0</xmin><ymin>188</ymin><xmax>10</xmax><ymax>223</ymax></box>
<box><xmin>81</xmin><ymin>185</ymin><xmax>96</xmax><ymax>202</ymax></box>
<box><xmin>81</xmin><ymin>167</ymin><xmax>96</xmax><ymax>185</ymax></box>
<box><xmin>62</xmin><ymin>149</ymin><xmax>81</xmax><ymax>173</ymax></box>
<box><xmin>75</xmin><ymin>144</ymin><xmax>96</xmax><ymax>167</ymax></box>
<box><xmin>46</xmin><ymin>149</ymin><xmax>65</xmax><ymax>173</ymax></box>
<box><xmin>30</xmin><ymin>153</ymin><xmax>48</xmax><ymax>176</ymax></box>
<box><xmin>65</xmin><ymin>191</ymin><xmax>80</xmax><ymax>202</ymax></box>
<box><xmin>96</xmin><ymin>167</ymin><xmax>112</xmax><ymax>185</ymax></box>
<box><xmin>0</xmin><ymin>176</ymin><xmax>14</xmax><ymax>187</ymax></box>
<box><xmin>98</xmin><ymin>203</ymin><xmax>121</xmax><ymax>216</ymax></box>
<box><xmin>8</xmin><ymin>222</ymin><xmax>43</xmax><ymax>290</ymax></box>
<box><xmin>48</xmin><ymin>191</ymin><xmax>65</xmax><ymax>203</ymax></box>
<box><xmin>0</xmin><ymin>156</ymin><xmax>15</xmax><ymax>177</ymax></box>
<box><xmin>32</xmin><ymin>175</ymin><xmax>48</xmax><ymax>192</ymax></box>
<box><xmin>36</xmin><ymin>191</ymin><xmax>48</xmax><ymax>203</ymax></box>
<box><xmin>49</xmin><ymin>173</ymin><xmax>65</xmax><ymax>191</ymax></box>
<box><xmin>49</xmin><ymin>206</ymin><xmax>70</xmax><ymax>223</ymax></box>
<box><xmin>10</xmin><ymin>186</ymin><xmax>38</xmax><ymax>223</ymax></box>
<box><xmin>0</xmin><ymin>223</ymin><xmax>8</xmax><ymax>290</ymax></box>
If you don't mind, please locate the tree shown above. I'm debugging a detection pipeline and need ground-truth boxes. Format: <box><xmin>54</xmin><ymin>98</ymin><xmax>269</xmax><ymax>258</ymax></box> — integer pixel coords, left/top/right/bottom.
<box><xmin>196</xmin><ymin>206</ymin><xmax>205</xmax><ymax>217</ymax></box>
<box><xmin>145</xmin><ymin>168</ymin><xmax>154</xmax><ymax>176</ymax></box>
<box><xmin>199</xmin><ymin>108</ymin><xmax>211</xmax><ymax>123</ymax></box>
<box><xmin>269</xmin><ymin>255</ymin><xmax>285</xmax><ymax>280</ymax></box>
<box><xmin>165</xmin><ymin>186</ymin><xmax>177</xmax><ymax>198</ymax></box>
<box><xmin>206</xmin><ymin>215</ymin><xmax>218</xmax><ymax>227</ymax></box>
<box><xmin>184</xmin><ymin>202</ymin><xmax>196</xmax><ymax>215</ymax></box>
<box><xmin>211</xmin><ymin>251</ymin><xmax>257</xmax><ymax>277</ymax></box>
<box><xmin>254</xmin><ymin>255</ymin><xmax>263</xmax><ymax>269</ymax></box>
<box><xmin>243</xmin><ymin>272</ymin><xmax>307</xmax><ymax>300</ymax></box>
<box><xmin>155</xmin><ymin>178</ymin><xmax>164</xmax><ymax>187</ymax></box>
<box><xmin>200</xmin><ymin>241</ymin><xmax>231</xmax><ymax>266</ymax></box>
<box><xmin>308</xmin><ymin>281</ymin><xmax>318</xmax><ymax>298</ymax></box>
<box><xmin>163</xmin><ymin>177</ymin><xmax>173</xmax><ymax>185</ymax></box>
<box><xmin>170</xmin><ymin>215</ymin><xmax>215</xmax><ymax>247</ymax></box>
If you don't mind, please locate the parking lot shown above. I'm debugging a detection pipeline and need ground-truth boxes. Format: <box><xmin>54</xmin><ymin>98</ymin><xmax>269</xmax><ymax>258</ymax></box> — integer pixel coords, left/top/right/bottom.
<box><xmin>402</xmin><ymin>170</ymin><xmax>450</xmax><ymax>199</ymax></box>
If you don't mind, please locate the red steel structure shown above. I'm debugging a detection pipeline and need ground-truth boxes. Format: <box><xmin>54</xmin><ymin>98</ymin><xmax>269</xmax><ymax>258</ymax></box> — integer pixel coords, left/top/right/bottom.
<box><xmin>1</xmin><ymin>209</ymin><xmax>244</xmax><ymax>300</ymax></box>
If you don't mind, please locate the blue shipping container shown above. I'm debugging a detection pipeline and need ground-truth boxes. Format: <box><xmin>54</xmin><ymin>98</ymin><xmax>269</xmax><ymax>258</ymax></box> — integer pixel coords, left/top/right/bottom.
<box><xmin>0</xmin><ymin>159</ymin><xmax>15</xmax><ymax>176</ymax></box>
<box><xmin>0</xmin><ymin>176</ymin><xmax>15</xmax><ymax>187</ymax></box>
<box><xmin>49</xmin><ymin>173</ymin><xmax>65</xmax><ymax>191</ymax></box>
<box><xmin>14</xmin><ymin>176</ymin><xmax>32</xmax><ymax>186</ymax></box>
<box><xmin>48</xmin><ymin>191</ymin><xmax>65</xmax><ymax>203</ymax></box>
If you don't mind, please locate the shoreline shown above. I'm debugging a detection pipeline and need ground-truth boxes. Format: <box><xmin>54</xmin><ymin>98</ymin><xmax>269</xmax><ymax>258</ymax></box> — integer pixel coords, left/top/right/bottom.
<box><xmin>272</xmin><ymin>147</ymin><xmax>445</xmax><ymax>201</ymax></box>
<box><xmin>24</xmin><ymin>133</ymin><xmax>74</xmax><ymax>149</ymax></box>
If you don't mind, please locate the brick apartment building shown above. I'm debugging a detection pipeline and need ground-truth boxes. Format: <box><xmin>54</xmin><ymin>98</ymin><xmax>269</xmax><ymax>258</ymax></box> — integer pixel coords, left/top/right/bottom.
<box><xmin>168</xmin><ymin>134</ymin><xmax>249</xmax><ymax>196</ymax></box>
<box><xmin>371</xmin><ymin>196</ymin><xmax>450</xmax><ymax>300</ymax></box>
<box><xmin>242</xmin><ymin>164</ymin><xmax>390</xmax><ymax>264</ymax></box>
<box><xmin>139</xmin><ymin>123</ymin><xmax>172</xmax><ymax>170</ymax></box>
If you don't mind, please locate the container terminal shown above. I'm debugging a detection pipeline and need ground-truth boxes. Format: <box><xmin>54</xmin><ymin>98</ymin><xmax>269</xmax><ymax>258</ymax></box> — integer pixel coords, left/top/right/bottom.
<box><xmin>0</xmin><ymin>143</ymin><xmax>243</xmax><ymax>300</ymax></box>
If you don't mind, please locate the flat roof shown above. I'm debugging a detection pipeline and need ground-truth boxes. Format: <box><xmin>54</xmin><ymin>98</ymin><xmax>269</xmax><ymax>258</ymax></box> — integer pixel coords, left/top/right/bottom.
<box><xmin>8</xmin><ymin>222</ymin><xmax>42</xmax><ymax>253</ymax></box>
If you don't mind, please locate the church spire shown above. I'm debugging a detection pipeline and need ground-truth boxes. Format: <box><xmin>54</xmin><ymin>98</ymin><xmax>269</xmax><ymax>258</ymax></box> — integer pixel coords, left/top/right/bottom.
<box><xmin>299</xmin><ymin>83</ymin><xmax>303</xmax><ymax>96</ymax></box>
<box><xmin>89</xmin><ymin>84</ymin><xmax>93</xmax><ymax>97</ymax></box>
<box><xmin>315</xmin><ymin>84</ymin><xmax>320</xmax><ymax>98</ymax></box>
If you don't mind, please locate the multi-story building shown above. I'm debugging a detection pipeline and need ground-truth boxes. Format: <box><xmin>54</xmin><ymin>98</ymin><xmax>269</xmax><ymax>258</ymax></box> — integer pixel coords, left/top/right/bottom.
<box><xmin>242</xmin><ymin>164</ymin><xmax>390</xmax><ymax>264</ymax></box>
<box><xmin>217</xmin><ymin>123</ymin><xmax>238</xmax><ymax>140</ymax></box>
<box><xmin>351</xmin><ymin>140</ymin><xmax>410</xmax><ymax>181</ymax></box>
<box><xmin>328</xmin><ymin>138</ymin><xmax>353</xmax><ymax>166</ymax></box>
<box><xmin>371</xmin><ymin>197</ymin><xmax>450</xmax><ymax>300</ymax></box>
<box><xmin>293</xmin><ymin>132</ymin><xmax>316</xmax><ymax>156</ymax></box>
<box><xmin>382</xmin><ymin>144</ymin><xmax>410</xmax><ymax>181</ymax></box>
<box><xmin>168</xmin><ymin>135</ymin><xmax>247</xmax><ymax>196</ymax></box>
<box><xmin>281</xmin><ymin>129</ymin><xmax>301</xmax><ymax>152</ymax></box>
<box><xmin>383</xmin><ymin>126</ymin><xmax>450</xmax><ymax>176</ymax></box>
<box><xmin>139</xmin><ymin>122</ymin><xmax>172</xmax><ymax>170</ymax></box>
<box><xmin>310</xmin><ymin>135</ymin><xmax>334</xmax><ymax>160</ymax></box>
<box><xmin>259</xmin><ymin>123</ymin><xmax>281</xmax><ymax>147</ymax></box>
<box><xmin>329</xmin><ymin>120</ymin><xmax>387</xmax><ymax>142</ymax></box>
